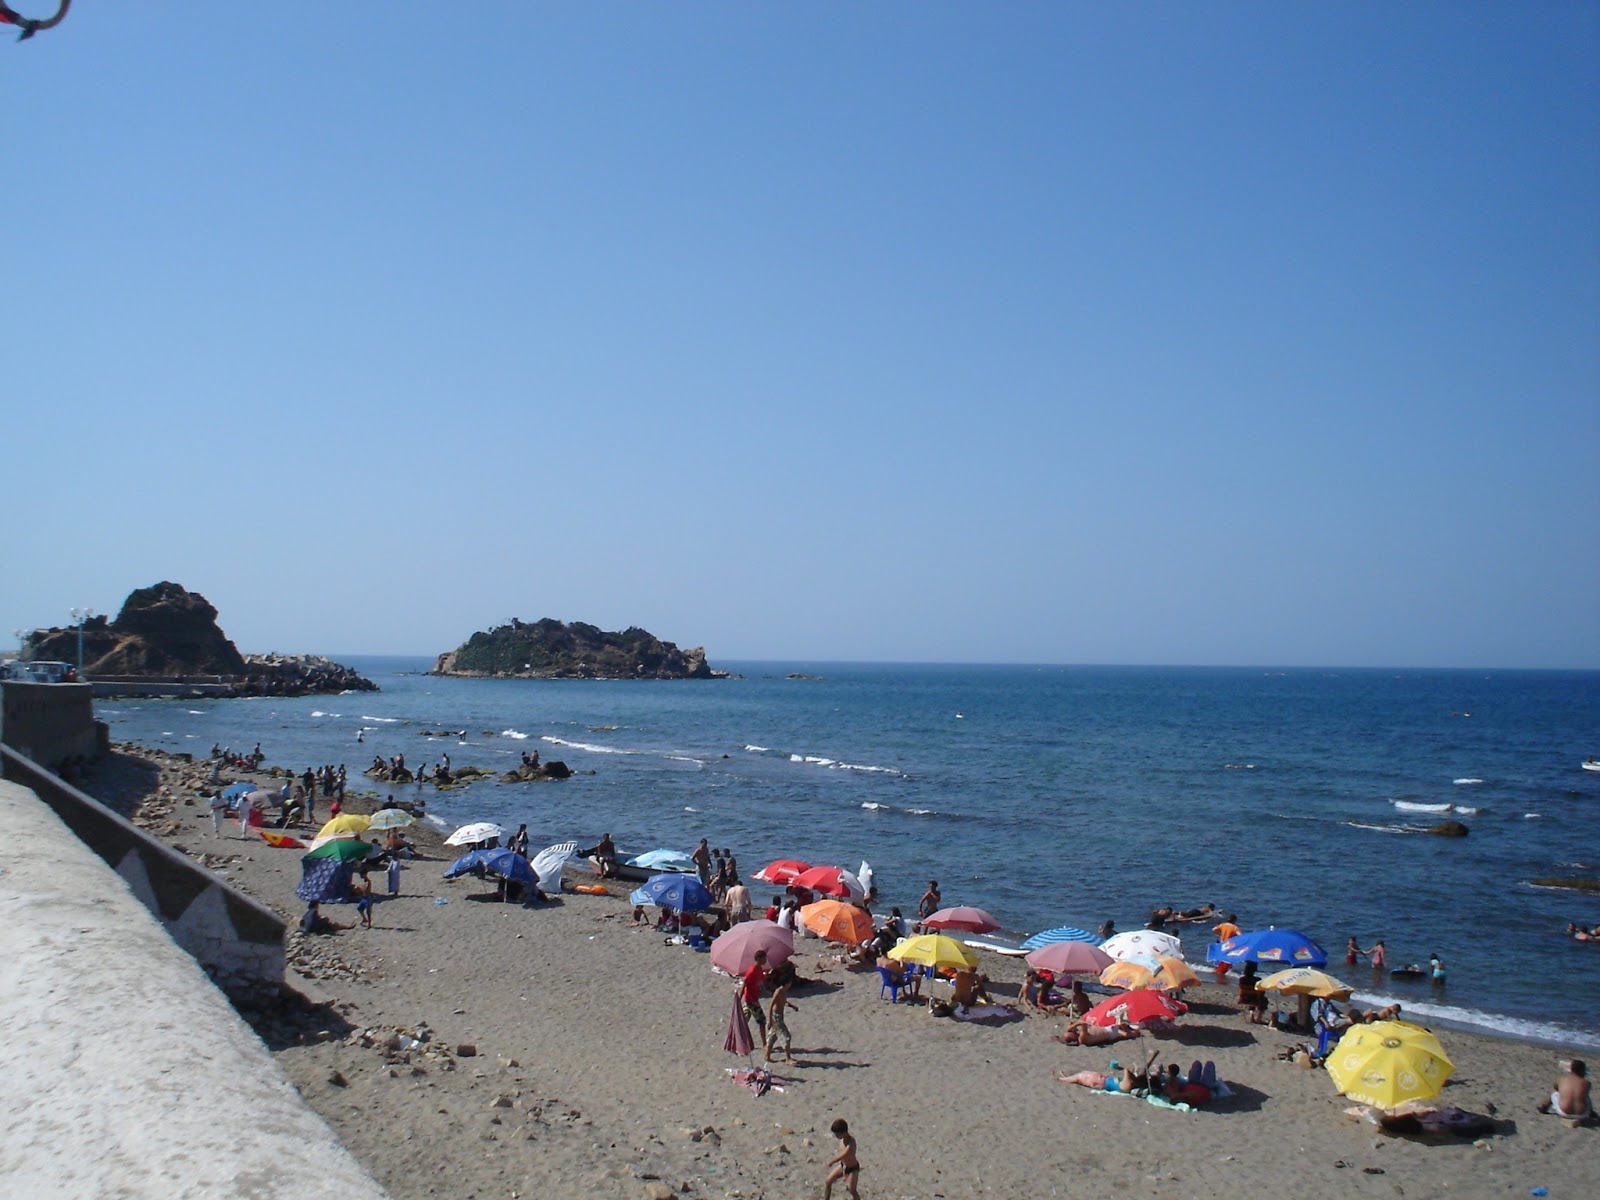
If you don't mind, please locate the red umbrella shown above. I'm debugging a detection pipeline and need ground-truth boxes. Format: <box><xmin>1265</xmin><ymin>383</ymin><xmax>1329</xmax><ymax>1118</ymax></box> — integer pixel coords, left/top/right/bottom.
<box><xmin>1025</xmin><ymin>941</ymin><xmax>1115</xmax><ymax>975</ymax></box>
<box><xmin>792</xmin><ymin>865</ymin><xmax>864</xmax><ymax>899</ymax></box>
<box><xmin>710</xmin><ymin>920</ymin><xmax>795</xmax><ymax>976</ymax></box>
<box><xmin>723</xmin><ymin>992</ymin><xmax>754</xmax><ymax>1057</ymax></box>
<box><xmin>752</xmin><ymin>859</ymin><xmax>812</xmax><ymax>885</ymax></box>
<box><xmin>921</xmin><ymin>906</ymin><xmax>1002</xmax><ymax>934</ymax></box>
<box><xmin>1081</xmin><ymin>990</ymin><xmax>1185</xmax><ymax>1028</ymax></box>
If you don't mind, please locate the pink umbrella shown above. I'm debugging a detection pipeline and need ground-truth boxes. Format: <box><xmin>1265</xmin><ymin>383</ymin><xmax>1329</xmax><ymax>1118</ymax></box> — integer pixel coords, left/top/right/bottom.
<box><xmin>921</xmin><ymin>906</ymin><xmax>1002</xmax><ymax>934</ymax></box>
<box><xmin>710</xmin><ymin>920</ymin><xmax>795</xmax><ymax>976</ymax></box>
<box><xmin>1025</xmin><ymin>941</ymin><xmax>1115</xmax><ymax>975</ymax></box>
<box><xmin>723</xmin><ymin>992</ymin><xmax>754</xmax><ymax>1057</ymax></box>
<box><xmin>752</xmin><ymin>859</ymin><xmax>812</xmax><ymax>885</ymax></box>
<box><xmin>792</xmin><ymin>865</ymin><xmax>865</xmax><ymax>900</ymax></box>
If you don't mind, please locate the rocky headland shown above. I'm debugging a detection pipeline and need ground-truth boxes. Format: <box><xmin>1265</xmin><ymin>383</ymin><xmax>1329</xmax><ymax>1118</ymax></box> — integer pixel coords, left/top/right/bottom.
<box><xmin>431</xmin><ymin>617</ymin><xmax>722</xmax><ymax>680</ymax></box>
<box><xmin>21</xmin><ymin>581</ymin><xmax>376</xmax><ymax>696</ymax></box>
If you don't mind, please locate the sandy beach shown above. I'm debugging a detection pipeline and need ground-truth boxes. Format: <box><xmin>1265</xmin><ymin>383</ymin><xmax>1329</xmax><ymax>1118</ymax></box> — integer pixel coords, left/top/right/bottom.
<box><xmin>94</xmin><ymin>746</ymin><xmax>1596</xmax><ymax>1200</ymax></box>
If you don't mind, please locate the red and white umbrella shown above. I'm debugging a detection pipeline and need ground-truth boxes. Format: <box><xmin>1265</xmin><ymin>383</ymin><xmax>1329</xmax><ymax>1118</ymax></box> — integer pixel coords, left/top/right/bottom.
<box><xmin>921</xmin><ymin>906</ymin><xmax>1002</xmax><ymax>934</ymax></box>
<box><xmin>792</xmin><ymin>865</ymin><xmax>865</xmax><ymax>900</ymax></box>
<box><xmin>752</xmin><ymin>859</ymin><xmax>812</xmax><ymax>885</ymax></box>
<box><xmin>709</xmin><ymin>920</ymin><xmax>795</xmax><ymax>976</ymax></box>
<box><xmin>1081</xmin><ymin>990</ymin><xmax>1185</xmax><ymax>1028</ymax></box>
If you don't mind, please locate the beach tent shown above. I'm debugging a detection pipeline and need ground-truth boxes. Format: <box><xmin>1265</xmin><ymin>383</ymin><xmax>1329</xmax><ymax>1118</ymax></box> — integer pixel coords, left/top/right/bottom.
<box><xmin>296</xmin><ymin>856</ymin><xmax>352</xmax><ymax>903</ymax></box>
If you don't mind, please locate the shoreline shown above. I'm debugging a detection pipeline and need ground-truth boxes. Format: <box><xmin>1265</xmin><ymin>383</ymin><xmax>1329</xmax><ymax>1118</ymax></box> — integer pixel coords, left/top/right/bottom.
<box><xmin>73</xmin><ymin>742</ymin><xmax>1600</xmax><ymax>1199</ymax></box>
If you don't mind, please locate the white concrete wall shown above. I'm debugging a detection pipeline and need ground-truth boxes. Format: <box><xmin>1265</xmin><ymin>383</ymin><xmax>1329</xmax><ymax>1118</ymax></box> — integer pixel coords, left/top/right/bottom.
<box><xmin>0</xmin><ymin>780</ymin><xmax>387</xmax><ymax>1199</ymax></box>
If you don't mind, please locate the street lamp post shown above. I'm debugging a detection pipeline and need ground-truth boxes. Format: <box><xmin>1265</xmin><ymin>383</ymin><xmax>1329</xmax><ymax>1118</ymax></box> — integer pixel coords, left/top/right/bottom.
<box><xmin>69</xmin><ymin>608</ymin><xmax>95</xmax><ymax>675</ymax></box>
<box><xmin>12</xmin><ymin>629</ymin><xmax>25</xmax><ymax>659</ymax></box>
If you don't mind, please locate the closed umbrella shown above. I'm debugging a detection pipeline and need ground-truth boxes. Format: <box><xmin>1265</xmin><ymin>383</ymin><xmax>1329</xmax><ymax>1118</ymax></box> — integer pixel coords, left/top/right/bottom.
<box><xmin>1326</xmin><ymin>1020</ymin><xmax>1454</xmax><ymax>1109</ymax></box>
<box><xmin>800</xmin><ymin>900</ymin><xmax>875</xmax><ymax>946</ymax></box>
<box><xmin>922</xmin><ymin>906</ymin><xmax>1002</xmax><ymax>934</ymax></box>
<box><xmin>1025</xmin><ymin>941</ymin><xmax>1114</xmax><ymax>975</ymax></box>
<box><xmin>723</xmin><ymin>991</ymin><xmax>755</xmax><ymax>1058</ymax></box>
<box><xmin>710</xmin><ymin>920</ymin><xmax>794</xmax><ymax>976</ymax></box>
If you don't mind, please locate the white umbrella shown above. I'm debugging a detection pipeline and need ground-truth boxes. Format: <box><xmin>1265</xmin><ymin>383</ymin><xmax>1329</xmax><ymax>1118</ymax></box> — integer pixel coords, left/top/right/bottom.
<box><xmin>530</xmin><ymin>842</ymin><xmax>579</xmax><ymax>894</ymax></box>
<box><xmin>1100</xmin><ymin>929</ymin><xmax>1184</xmax><ymax>962</ymax></box>
<box><xmin>445</xmin><ymin>821</ymin><xmax>504</xmax><ymax>846</ymax></box>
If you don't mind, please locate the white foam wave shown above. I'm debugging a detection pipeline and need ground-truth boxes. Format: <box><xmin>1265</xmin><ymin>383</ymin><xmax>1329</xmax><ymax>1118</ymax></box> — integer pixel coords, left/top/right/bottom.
<box><xmin>1393</xmin><ymin>801</ymin><xmax>1452</xmax><ymax>814</ymax></box>
<box><xmin>310</xmin><ymin>711</ymin><xmax>341</xmax><ymax>719</ymax></box>
<box><xmin>683</xmin><ymin>806</ymin><xmax>699</xmax><ymax>813</ymax></box>
<box><xmin>186</xmin><ymin>709</ymin><xmax>206</xmax><ymax>715</ymax></box>
<box><xmin>665</xmin><ymin>755</ymin><xmax>703</xmax><ymax>766</ymax></box>
<box><xmin>543</xmin><ymin>736</ymin><xmax>630</xmax><ymax>755</ymax></box>
<box><xmin>500</xmin><ymin>729</ymin><xmax>530</xmax><ymax>739</ymax></box>
<box><xmin>1454</xmin><ymin>806</ymin><xmax>1481</xmax><ymax>815</ymax></box>
<box><xmin>1344</xmin><ymin>821</ymin><xmax>1415</xmax><ymax>835</ymax></box>
<box><xmin>907</xmin><ymin>808</ymin><xmax>936</xmax><ymax>816</ymax></box>
<box><xmin>1349</xmin><ymin>992</ymin><xmax>1600</xmax><ymax>1052</ymax></box>
<box><xmin>744</xmin><ymin>745</ymin><xmax>769</xmax><ymax>753</ymax></box>
<box><xmin>362</xmin><ymin>715</ymin><xmax>401</xmax><ymax>723</ymax></box>
<box><xmin>1454</xmin><ymin>778</ymin><xmax>1484</xmax><ymax>785</ymax></box>
<box><xmin>788</xmin><ymin>752</ymin><xmax>905</xmax><ymax>777</ymax></box>
<box><xmin>861</xmin><ymin>802</ymin><xmax>890</xmax><ymax>811</ymax></box>
<box><xmin>1524</xmin><ymin>813</ymin><xmax>1542</xmax><ymax>819</ymax></box>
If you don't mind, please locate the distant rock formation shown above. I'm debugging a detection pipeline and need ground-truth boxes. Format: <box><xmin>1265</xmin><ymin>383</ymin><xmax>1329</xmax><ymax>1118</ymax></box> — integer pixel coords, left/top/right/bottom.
<box><xmin>432</xmin><ymin>618</ymin><xmax>721</xmax><ymax>680</ymax></box>
<box><xmin>21</xmin><ymin>582</ymin><xmax>375</xmax><ymax>695</ymax></box>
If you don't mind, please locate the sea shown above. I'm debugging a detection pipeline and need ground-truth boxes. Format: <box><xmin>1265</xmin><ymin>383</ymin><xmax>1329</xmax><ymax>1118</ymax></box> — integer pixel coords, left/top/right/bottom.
<box><xmin>96</xmin><ymin>658</ymin><xmax>1600</xmax><ymax>1050</ymax></box>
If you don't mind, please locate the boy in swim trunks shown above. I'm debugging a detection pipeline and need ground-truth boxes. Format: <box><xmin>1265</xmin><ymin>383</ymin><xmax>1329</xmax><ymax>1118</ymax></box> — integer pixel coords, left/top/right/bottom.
<box><xmin>1537</xmin><ymin>1060</ymin><xmax>1593</xmax><ymax>1120</ymax></box>
<box><xmin>823</xmin><ymin>1118</ymin><xmax>860</xmax><ymax>1200</ymax></box>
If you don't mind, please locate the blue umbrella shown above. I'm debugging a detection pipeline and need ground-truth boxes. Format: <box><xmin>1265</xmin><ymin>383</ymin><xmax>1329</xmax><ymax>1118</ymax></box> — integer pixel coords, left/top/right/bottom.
<box><xmin>629</xmin><ymin>873</ymin><xmax>714</xmax><ymax>913</ymax></box>
<box><xmin>1212</xmin><ymin>927</ymin><xmax>1327</xmax><ymax>967</ymax></box>
<box><xmin>222</xmin><ymin>782</ymin><xmax>259</xmax><ymax>800</ymax></box>
<box><xmin>444</xmin><ymin>849</ymin><xmax>492</xmax><ymax>879</ymax></box>
<box><xmin>627</xmin><ymin>849</ymin><xmax>697</xmax><ymax>872</ymax></box>
<box><xmin>477</xmin><ymin>848</ymin><xmax>539</xmax><ymax>886</ymax></box>
<box><xmin>1020</xmin><ymin>926</ymin><xmax>1101</xmax><ymax>950</ymax></box>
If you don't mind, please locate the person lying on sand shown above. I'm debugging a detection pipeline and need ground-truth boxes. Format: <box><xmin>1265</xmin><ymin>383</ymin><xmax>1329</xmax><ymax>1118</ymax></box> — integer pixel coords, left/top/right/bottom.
<box><xmin>1354</xmin><ymin>1003</ymin><xmax>1402</xmax><ymax>1023</ymax></box>
<box><xmin>1537</xmin><ymin>1060</ymin><xmax>1593</xmax><ymax>1121</ymax></box>
<box><xmin>1054</xmin><ymin>1048</ymin><xmax>1160</xmax><ymax>1095</ymax></box>
<box><xmin>1054</xmin><ymin>1018</ymin><xmax>1142</xmax><ymax>1046</ymax></box>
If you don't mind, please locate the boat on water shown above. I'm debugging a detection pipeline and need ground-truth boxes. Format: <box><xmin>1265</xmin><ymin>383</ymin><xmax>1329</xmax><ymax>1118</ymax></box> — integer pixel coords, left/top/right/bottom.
<box><xmin>1583</xmin><ymin>758</ymin><xmax>1600</xmax><ymax>773</ymax></box>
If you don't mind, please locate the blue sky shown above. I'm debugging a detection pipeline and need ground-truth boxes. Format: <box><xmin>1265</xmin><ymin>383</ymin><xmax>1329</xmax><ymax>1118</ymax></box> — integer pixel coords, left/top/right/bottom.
<box><xmin>5</xmin><ymin>3</ymin><xmax>1597</xmax><ymax>668</ymax></box>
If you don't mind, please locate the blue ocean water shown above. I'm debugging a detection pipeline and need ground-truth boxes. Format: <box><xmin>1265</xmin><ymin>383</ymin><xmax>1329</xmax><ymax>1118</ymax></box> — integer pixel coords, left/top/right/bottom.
<box><xmin>98</xmin><ymin>659</ymin><xmax>1600</xmax><ymax>1047</ymax></box>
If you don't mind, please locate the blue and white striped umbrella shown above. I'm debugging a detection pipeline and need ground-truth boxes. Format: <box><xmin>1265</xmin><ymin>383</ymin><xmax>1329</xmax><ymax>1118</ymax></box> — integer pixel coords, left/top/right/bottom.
<box><xmin>1020</xmin><ymin>926</ymin><xmax>1101</xmax><ymax>950</ymax></box>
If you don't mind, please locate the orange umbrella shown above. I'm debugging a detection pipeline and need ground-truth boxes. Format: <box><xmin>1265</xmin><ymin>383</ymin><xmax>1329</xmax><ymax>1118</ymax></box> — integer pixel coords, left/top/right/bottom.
<box><xmin>800</xmin><ymin>899</ymin><xmax>875</xmax><ymax>945</ymax></box>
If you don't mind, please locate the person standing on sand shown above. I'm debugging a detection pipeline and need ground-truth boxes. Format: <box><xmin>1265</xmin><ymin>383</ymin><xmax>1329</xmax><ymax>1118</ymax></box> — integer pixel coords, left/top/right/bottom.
<box><xmin>353</xmin><ymin>873</ymin><xmax>374</xmax><ymax>929</ymax></box>
<box><xmin>765</xmin><ymin>971</ymin><xmax>796</xmax><ymax>1064</ymax></box>
<box><xmin>692</xmin><ymin>838</ymin><xmax>712</xmax><ymax>886</ymax></box>
<box><xmin>822</xmin><ymin>1118</ymin><xmax>861</xmax><ymax>1200</ymax></box>
<box><xmin>741</xmin><ymin>950</ymin><xmax>769</xmax><ymax>1038</ymax></box>
<box><xmin>207</xmin><ymin>790</ymin><xmax>227</xmax><ymax>835</ymax></box>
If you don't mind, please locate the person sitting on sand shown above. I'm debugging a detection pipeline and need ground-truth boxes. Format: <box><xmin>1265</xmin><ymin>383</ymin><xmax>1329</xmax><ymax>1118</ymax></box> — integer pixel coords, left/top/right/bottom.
<box><xmin>1053</xmin><ymin>1048</ymin><xmax>1160</xmax><ymax>1095</ymax></box>
<box><xmin>299</xmin><ymin>902</ymin><xmax>352</xmax><ymax>935</ymax></box>
<box><xmin>1159</xmin><ymin>1062</ymin><xmax>1215</xmax><ymax>1106</ymax></box>
<box><xmin>951</xmin><ymin>967</ymin><xmax>992</xmax><ymax>1009</ymax></box>
<box><xmin>630</xmin><ymin>904</ymin><xmax>648</xmax><ymax>927</ymax></box>
<box><xmin>1237</xmin><ymin>963</ymin><xmax>1268</xmax><ymax>1024</ymax></box>
<box><xmin>384</xmin><ymin>829</ymin><xmax>416</xmax><ymax>859</ymax></box>
<box><xmin>1023</xmin><ymin>969</ymin><xmax>1061</xmax><ymax>1012</ymax></box>
<box><xmin>1537</xmin><ymin>1060</ymin><xmax>1593</xmax><ymax>1121</ymax></box>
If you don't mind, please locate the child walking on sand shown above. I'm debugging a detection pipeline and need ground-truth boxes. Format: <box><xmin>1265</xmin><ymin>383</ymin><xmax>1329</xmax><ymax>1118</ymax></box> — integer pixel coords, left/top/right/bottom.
<box><xmin>353</xmin><ymin>873</ymin><xmax>374</xmax><ymax>929</ymax></box>
<box><xmin>823</xmin><ymin>1118</ymin><xmax>860</xmax><ymax>1200</ymax></box>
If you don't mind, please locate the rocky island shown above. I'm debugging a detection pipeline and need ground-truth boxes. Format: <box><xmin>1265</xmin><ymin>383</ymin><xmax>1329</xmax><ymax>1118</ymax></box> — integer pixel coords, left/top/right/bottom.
<box><xmin>20</xmin><ymin>581</ymin><xmax>376</xmax><ymax>696</ymax></box>
<box><xmin>431</xmin><ymin>617</ymin><xmax>721</xmax><ymax>680</ymax></box>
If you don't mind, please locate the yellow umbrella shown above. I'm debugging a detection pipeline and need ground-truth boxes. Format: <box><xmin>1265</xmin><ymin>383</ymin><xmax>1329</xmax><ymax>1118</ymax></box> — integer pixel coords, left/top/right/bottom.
<box><xmin>1259</xmin><ymin>967</ymin><xmax>1353</xmax><ymax>1000</ymax></box>
<box><xmin>800</xmin><ymin>899</ymin><xmax>875</xmax><ymax>946</ymax></box>
<box><xmin>1325</xmin><ymin>1020</ymin><xmax>1454</xmax><ymax>1109</ymax></box>
<box><xmin>888</xmin><ymin>934</ymin><xmax>978</xmax><ymax>972</ymax></box>
<box><xmin>1152</xmin><ymin>955</ymin><xmax>1201</xmax><ymax>990</ymax></box>
<box><xmin>1099</xmin><ymin>960</ymin><xmax>1158</xmax><ymax>990</ymax></box>
<box><xmin>317</xmin><ymin>813</ymin><xmax>371</xmax><ymax>839</ymax></box>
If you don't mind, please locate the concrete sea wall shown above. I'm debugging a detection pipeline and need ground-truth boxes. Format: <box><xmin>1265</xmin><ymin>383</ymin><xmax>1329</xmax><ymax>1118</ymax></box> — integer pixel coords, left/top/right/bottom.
<box><xmin>0</xmin><ymin>679</ymin><xmax>104</xmax><ymax>768</ymax></box>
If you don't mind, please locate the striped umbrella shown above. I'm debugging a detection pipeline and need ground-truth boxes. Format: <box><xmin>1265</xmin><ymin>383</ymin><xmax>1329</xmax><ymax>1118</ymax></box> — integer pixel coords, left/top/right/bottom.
<box><xmin>1020</xmin><ymin>926</ymin><xmax>1100</xmax><ymax>950</ymax></box>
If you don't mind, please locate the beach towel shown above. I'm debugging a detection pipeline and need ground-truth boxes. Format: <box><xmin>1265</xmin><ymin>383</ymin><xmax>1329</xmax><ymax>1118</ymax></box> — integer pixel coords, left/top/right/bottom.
<box><xmin>952</xmin><ymin>1004</ymin><xmax>1024</xmax><ymax>1025</ymax></box>
<box><xmin>728</xmin><ymin>1067</ymin><xmax>794</xmax><ymax>1096</ymax></box>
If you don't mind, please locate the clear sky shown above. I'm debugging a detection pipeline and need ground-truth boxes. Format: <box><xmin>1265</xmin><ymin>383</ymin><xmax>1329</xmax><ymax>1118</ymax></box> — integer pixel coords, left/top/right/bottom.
<box><xmin>5</xmin><ymin>3</ymin><xmax>1597</xmax><ymax>668</ymax></box>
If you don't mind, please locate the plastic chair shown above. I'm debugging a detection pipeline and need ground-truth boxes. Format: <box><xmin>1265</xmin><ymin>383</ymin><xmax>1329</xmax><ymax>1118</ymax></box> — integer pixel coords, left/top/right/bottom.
<box><xmin>876</xmin><ymin>966</ymin><xmax>907</xmax><ymax>1003</ymax></box>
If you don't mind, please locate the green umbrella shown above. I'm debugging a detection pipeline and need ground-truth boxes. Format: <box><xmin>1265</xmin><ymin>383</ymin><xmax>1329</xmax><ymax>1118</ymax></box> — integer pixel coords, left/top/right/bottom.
<box><xmin>304</xmin><ymin>839</ymin><xmax>375</xmax><ymax>863</ymax></box>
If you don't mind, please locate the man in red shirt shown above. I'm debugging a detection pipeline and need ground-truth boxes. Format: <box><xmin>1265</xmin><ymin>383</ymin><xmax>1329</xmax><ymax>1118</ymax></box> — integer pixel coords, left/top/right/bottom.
<box><xmin>742</xmin><ymin>950</ymin><xmax>770</xmax><ymax>1036</ymax></box>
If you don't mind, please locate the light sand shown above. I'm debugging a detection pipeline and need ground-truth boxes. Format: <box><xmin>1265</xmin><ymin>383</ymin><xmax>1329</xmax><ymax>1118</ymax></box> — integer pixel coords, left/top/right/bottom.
<box><xmin>105</xmin><ymin>748</ymin><xmax>1597</xmax><ymax>1199</ymax></box>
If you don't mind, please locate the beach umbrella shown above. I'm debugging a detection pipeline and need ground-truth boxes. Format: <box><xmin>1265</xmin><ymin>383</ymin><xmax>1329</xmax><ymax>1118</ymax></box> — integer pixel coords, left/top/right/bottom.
<box><xmin>630</xmin><ymin>873</ymin><xmax>714</xmax><ymax>913</ymax></box>
<box><xmin>723</xmin><ymin>991</ymin><xmax>755</xmax><ymax>1058</ymax></box>
<box><xmin>257</xmin><ymin>829</ymin><xmax>307</xmax><ymax>849</ymax></box>
<box><xmin>530</xmin><ymin>842</ymin><xmax>579</xmax><ymax>894</ymax></box>
<box><xmin>627</xmin><ymin>848</ymin><xmax>697</xmax><ymax>872</ymax></box>
<box><xmin>888</xmin><ymin>934</ymin><xmax>978</xmax><ymax>972</ymax></box>
<box><xmin>1099</xmin><ymin>960</ymin><xmax>1161</xmax><ymax>991</ymax></box>
<box><xmin>751</xmin><ymin>859</ymin><xmax>812</xmax><ymax>885</ymax></box>
<box><xmin>1100</xmin><ymin>929</ymin><xmax>1184</xmax><ymax>962</ymax></box>
<box><xmin>1214</xmin><ymin>927</ymin><xmax>1327</xmax><ymax>967</ymax></box>
<box><xmin>304</xmin><ymin>838</ymin><xmax>375</xmax><ymax>864</ymax></box>
<box><xmin>462</xmin><ymin>848</ymin><xmax>538</xmax><ymax>886</ymax></box>
<box><xmin>444</xmin><ymin>849</ymin><xmax>491</xmax><ymax>879</ymax></box>
<box><xmin>445</xmin><ymin>821</ymin><xmax>503</xmax><ymax>847</ymax></box>
<box><xmin>800</xmin><ymin>899</ymin><xmax>875</xmax><ymax>946</ymax></box>
<box><xmin>1259</xmin><ymin>967</ymin><xmax>1353</xmax><ymax>1000</ymax></box>
<box><xmin>318</xmin><ymin>813</ymin><xmax>371</xmax><ymax>839</ymax></box>
<box><xmin>1021</xmin><ymin>926</ymin><xmax>1101</xmax><ymax>950</ymax></box>
<box><xmin>922</xmin><ymin>906</ymin><xmax>1002</xmax><ymax>934</ymax></box>
<box><xmin>710</xmin><ymin>920</ymin><xmax>795</xmax><ymax>975</ymax></box>
<box><xmin>222</xmin><ymin>782</ymin><xmax>259</xmax><ymax>800</ymax></box>
<box><xmin>793</xmin><ymin>865</ymin><xmax>865</xmax><ymax>900</ymax></box>
<box><xmin>1025</xmin><ymin>941</ymin><xmax>1114</xmax><ymax>975</ymax></box>
<box><xmin>1081</xmin><ymin>990</ymin><xmax>1184</xmax><ymax>1028</ymax></box>
<box><xmin>1152</xmin><ymin>955</ymin><xmax>1201</xmax><ymax>990</ymax></box>
<box><xmin>366</xmin><ymin>808</ymin><xmax>415</xmax><ymax>831</ymax></box>
<box><xmin>1326</xmin><ymin>1021</ymin><xmax>1454</xmax><ymax>1109</ymax></box>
